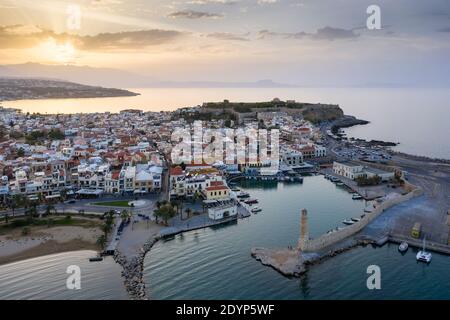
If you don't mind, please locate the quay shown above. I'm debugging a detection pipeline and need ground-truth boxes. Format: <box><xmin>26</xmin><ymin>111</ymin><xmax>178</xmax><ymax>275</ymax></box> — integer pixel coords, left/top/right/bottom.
<box><xmin>388</xmin><ymin>235</ymin><xmax>450</xmax><ymax>255</ymax></box>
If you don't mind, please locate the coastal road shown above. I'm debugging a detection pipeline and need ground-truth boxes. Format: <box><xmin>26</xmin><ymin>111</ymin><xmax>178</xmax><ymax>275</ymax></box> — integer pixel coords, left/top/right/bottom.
<box><xmin>0</xmin><ymin>194</ymin><xmax>163</xmax><ymax>219</ymax></box>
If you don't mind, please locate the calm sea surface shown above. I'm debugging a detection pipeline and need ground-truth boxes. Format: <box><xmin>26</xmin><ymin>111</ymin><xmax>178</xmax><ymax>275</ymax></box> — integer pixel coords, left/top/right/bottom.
<box><xmin>1</xmin><ymin>88</ymin><xmax>449</xmax><ymax>299</ymax></box>
<box><xmin>144</xmin><ymin>177</ymin><xmax>450</xmax><ymax>300</ymax></box>
<box><xmin>1</xmin><ymin>177</ymin><xmax>449</xmax><ymax>299</ymax></box>
<box><xmin>3</xmin><ymin>87</ymin><xmax>450</xmax><ymax>159</ymax></box>
<box><xmin>0</xmin><ymin>251</ymin><xmax>127</xmax><ymax>300</ymax></box>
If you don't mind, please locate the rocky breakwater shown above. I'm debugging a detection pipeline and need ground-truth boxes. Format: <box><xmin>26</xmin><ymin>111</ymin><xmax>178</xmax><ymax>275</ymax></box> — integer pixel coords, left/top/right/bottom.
<box><xmin>114</xmin><ymin>236</ymin><xmax>160</xmax><ymax>300</ymax></box>
<box><xmin>251</xmin><ymin>248</ymin><xmax>306</xmax><ymax>277</ymax></box>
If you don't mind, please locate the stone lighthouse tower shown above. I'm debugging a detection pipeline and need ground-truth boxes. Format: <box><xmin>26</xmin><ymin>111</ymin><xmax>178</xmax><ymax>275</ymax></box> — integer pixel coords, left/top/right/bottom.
<box><xmin>297</xmin><ymin>209</ymin><xmax>309</xmax><ymax>251</ymax></box>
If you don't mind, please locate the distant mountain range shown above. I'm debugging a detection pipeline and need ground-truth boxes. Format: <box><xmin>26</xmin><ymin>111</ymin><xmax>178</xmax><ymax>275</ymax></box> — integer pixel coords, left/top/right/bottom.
<box><xmin>0</xmin><ymin>63</ymin><xmax>295</xmax><ymax>88</ymax></box>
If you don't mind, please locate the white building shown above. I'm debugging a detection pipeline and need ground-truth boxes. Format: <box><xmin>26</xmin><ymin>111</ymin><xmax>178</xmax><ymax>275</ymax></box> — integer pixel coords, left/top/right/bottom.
<box><xmin>314</xmin><ymin>145</ymin><xmax>327</xmax><ymax>157</ymax></box>
<box><xmin>333</xmin><ymin>161</ymin><xmax>365</xmax><ymax>180</ymax></box>
<box><xmin>333</xmin><ymin>161</ymin><xmax>395</xmax><ymax>182</ymax></box>
<box><xmin>206</xmin><ymin>200</ymin><xmax>238</xmax><ymax>221</ymax></box>
<box><xmin>281</xmin><ymin>150</ymin><xmax>304</xmax><ymax>167</ymax></box>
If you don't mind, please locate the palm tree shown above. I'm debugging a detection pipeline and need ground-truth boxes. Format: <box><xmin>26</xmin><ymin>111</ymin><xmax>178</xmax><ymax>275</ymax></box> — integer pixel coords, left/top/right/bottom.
<box><xmin>45</xmin><ymin>204</ymin><xmax>56</xmax><ymax>216</ymax></box>
<box><xmin>121</xmin><ymin>210</ymin><xmax>129</xmax><ymax>220</ymax></box>
<box><xmin>97</xmin><ymin>235</ymin><xmax>107</xmax><ymax>250</ymax></box>
<box><xmin>184</xmin><ymin>208</ymin><xmax>192</xmax><ymax>220</ymax></box>
<box><xmin>102</xmin><ymin>223</ymin><xmax>111</xmax><ymax>239</ymax></box>
<box><xmin>4</xmin><ymin>213</ymin><xmax>9</xmax><ymax>224</ymax></box>
<box><xmin>11</xmin><ymin>194</ymin><xmax>25</xmax><ymax>217</ymax></box>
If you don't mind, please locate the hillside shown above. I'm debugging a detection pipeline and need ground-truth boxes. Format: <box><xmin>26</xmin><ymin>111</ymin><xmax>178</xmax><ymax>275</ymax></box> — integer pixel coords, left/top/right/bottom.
<box><xmin>202</xmin><ymin>99</ymin><xmax>344</xmax><ymax>123</ymax></box>
<box><xmin>0</xmin><ymin>78</ymin><xmax>139</xmax><ymax>101</ymax></box>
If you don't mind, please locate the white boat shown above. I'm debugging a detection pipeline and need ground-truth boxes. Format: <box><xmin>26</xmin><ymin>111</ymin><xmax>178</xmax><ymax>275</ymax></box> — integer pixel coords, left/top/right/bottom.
<box><xmin>398</xmin><ymin>242</ymin><xmax>408</xmax><ymax>252</ymax></box>
<box><xmin>237</xmin><ymin>192</ymin><xmax>250</xmax><ymax>198</ymax></box>
<box><xmin>336</xmin><ymin>182</ymin><xmax>344</xmax><ymax>186</ymax></box>
<box><xmin>251</xmin><ymin>206</ymin><xmax>262</xmax><ymax>213</ymax></box>
<box><xmin>351</xmin><ymin>217</ymin><xmax>361</xmax><ymax>222</ymax></box>
<box><xmin>352</xmin><ymin>194</ymin><xmax>363</xmax><ymax>200</ymax></box>
<box><xmin>342</xmin><ymin>219</ymin><xmax>355</xmax><ymax>225</ymax></box>
<box><xmin>416</xmin><ymin>237</ymin><xmax>432</xmax><ymax>263</ymax></box>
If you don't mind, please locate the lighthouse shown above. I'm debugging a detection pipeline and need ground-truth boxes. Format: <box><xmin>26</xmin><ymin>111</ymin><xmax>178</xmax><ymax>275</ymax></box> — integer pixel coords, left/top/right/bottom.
<box><xmin>298</xmin><ymin>209</ymin><xmax>309</xmax><ymax>251</ymax></box>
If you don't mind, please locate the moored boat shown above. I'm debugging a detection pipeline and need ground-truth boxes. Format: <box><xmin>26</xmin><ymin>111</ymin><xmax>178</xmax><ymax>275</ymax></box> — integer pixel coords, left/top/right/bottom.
<box><xmin>245</xmin><ymin>198</ymin><xmax>258</xmax><ymax>205</ymax></box>
<box><xmin>416</xmin><ymin>237</ymin><xmax>432</xmax><ymax>263</ymax></box>
<box><xmin>342</xmin><ymin>219</ymin><xmax>355</xmax><ymax>225</ymax></box>
<box><xmin>398</xmin><ymin>242</ymin><xmax>408</xmax><ymax>252</ymax></box>
<box><xmin>251</xmin><ymin>206</ymin><xmax>262</xmax><ymax>213</ymax></box>
<box><xmin>237</xmin><ymin>192</ymin><xmax>250</xmax><ymax>198</ymax></box>
<box><xmin>89</xmin><ymin>257</ymin><xmax>104</xmax><ymax>262</ymax></box>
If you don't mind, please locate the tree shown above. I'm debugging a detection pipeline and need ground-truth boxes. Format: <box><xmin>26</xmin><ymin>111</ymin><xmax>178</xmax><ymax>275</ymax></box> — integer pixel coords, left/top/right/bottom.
<box><xmin>4</xmin><ymin>213</ymin><xmax>9</xmax><ymax>224</ymax></box>
<box><xmin>48</xmin><ymin>129</ymin><xmax>65</xmax><ymax>140</ymax></box>
<box><xmin>17</xmin><ymin>148</ymin><xmax>25</xmax><ymax>157</ymax></box>
<box><xmin>154</xmin><ymin>204</ymin><xmax>176</xmax><ymax>226</ymax></box>
<box><xmin>97</xmin><ymin>235</ymin><xmax>107</xmax><ymax>250</ymax></box>
<box><xmin>184</xmin><ymin>208</ymin><xmax>192</xmax><ymax>220</ymax></box>
<box><xmin>121</xmin><ymin>210</ymin><xmax>129</xmax><ymax>220</ymax></box>
<box><xmin>102</xmin><ymin>223</ymin><xmax>112</xmax><ymax>238</ymax></box>
<box><xmin>0</xmin><ymin>124</ymin><xmax>7</xmax><ymax>140</ymax></box>
<box><xmin>45</xmin><ymin>204</ymin><xmax>56</xmax><ymax>216</ymax></box>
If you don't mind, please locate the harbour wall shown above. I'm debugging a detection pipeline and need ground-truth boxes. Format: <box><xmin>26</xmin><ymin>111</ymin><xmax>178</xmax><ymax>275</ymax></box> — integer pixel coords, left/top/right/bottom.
<box><xmin>302</xmin><ymin>182</ymin><xmax>423</xmax><ymax>252</ymax></box>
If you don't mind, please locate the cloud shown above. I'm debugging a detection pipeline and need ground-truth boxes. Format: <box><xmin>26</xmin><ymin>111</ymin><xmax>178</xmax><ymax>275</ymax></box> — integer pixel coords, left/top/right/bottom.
<box><xmin>257</xmin><ymin>0</ymin><xmax>278</xmax><ymax>4</ymax></box>
<box><xmin>187</xmin><ymin>0</ymin><xmax>239</xmax><ymax>4</ymax></box>
<box><xmin>205</xmin><ymin>32</ymin><xmax>250</xmax><ymax>41</ymax></box>
<box><xmin>437</xmin><ymin>27</ymin><xmax>450</xmax><ymax>32</ymax></box>
<box><xmin>77</xmin><ymin>30</ymin><xmax>186</xmax><ymax>50</ymax></box>
<box><xmin>313</xmin><ymin>26</ymin><xmax>358</xmax><ymax>40</ymax></box>
<box><xmin>168</xmin><ymin>10</ymin><xmax>224</xmax><ymax>19</ymax></box>
<box><xmin>258</xmin><ymin>26</ymin><xmax>358</xmax><ymax>41</ymax></box>
<box><xmin>0</xmin><ymin>25</ymin><xmax>186</xmax><ymax>51</ymax></box>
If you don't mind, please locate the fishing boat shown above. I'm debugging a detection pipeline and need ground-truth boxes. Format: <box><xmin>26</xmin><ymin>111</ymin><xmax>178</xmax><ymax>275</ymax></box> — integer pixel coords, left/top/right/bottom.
<box><xmin>342</xmin><ymin>219</ymin><xmax>355</xmax><ymax>225</ymax></box>
<box><xmin>351</xmin><ymin>217</ymin><xmax>361</xmax><ymax>222</ymax></box>
<box><xmin>89</xmin><ymin>257</ymin><xmax>103</xmax><ymax>262</ymax></box>
<box><xmin>237</xmin><ymin>192</ymin><xmax>250</xmax><ymax>198</ymax></box>
<box><xmin>245</xmin><ymin>198</ymin><xmax>258</xmax><ymax>205</ymax></box>
<box><xmin>251</xmin><ymin>206</ymin><xmax>262</xmax><ymax>213</ymax></box>
<box><xmin>416</xmin><ymin>237</ymin><xmax>432</xmax><ymax>263</ymax></box>
<box><xmin>398</xmin><ymin>242</ymin><xmax>409</xmax><ymax>252</ymax></box>
<box><xmin>352</xmin><ymin>194</ymin><xmax>363</xmax><ymax>200</ymax></box>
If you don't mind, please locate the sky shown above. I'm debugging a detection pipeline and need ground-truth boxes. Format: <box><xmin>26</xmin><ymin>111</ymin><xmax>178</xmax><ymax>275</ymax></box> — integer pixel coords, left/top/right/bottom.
<box><xmin>0</xmin><ymin>0</ymin><xmax>450</xmax><ymax>86</ymax></box>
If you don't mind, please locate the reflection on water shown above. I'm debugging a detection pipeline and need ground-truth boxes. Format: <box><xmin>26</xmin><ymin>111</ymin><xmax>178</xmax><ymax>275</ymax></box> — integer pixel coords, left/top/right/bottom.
<box><xmin>144</xmin><ymin>177</ymin><xmax>450</xmax><ymax>300</ymax></box>
<box><xmin>0</xmin><ymin>251</ymin><xmax>128</xmax><ymax>300</ymax></box>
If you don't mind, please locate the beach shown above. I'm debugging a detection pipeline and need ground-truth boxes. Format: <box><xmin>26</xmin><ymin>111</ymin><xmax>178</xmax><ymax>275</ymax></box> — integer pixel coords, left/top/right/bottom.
<box><xmin>0</xmin><ymin>225</ymin><xmax>102</xmax><ymax>266</ymax></box>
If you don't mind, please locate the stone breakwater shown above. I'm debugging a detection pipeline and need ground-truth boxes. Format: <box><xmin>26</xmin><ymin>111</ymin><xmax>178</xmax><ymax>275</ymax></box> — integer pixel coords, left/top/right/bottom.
<box><xmin>251</xmin><ymin>182</ymin><xmax>422</xmax><ymax>278</ymax></box>
<box><xmin>301</xmin><ymin>183</ymin><xmax>422</xmax><ymax>252</ymax></box>
<box><xmin>252</xmin><ymin>239</ymin><xmax>375</xmax><ymax>278</ymax></box>
<box><xmin>114</xmin><ymin>236</ymin><xmax>160</xmax><ymax>300</ymax></box>
<box><xmin>251</xmin><ymin>248</ymin><xmax>305</xmax><ymax>277</ymax></box>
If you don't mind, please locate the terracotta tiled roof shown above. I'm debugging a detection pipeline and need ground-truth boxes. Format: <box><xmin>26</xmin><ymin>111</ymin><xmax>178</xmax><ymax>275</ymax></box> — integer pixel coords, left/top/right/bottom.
<box><xmin>170</xmin><ymin>166</ymin><xmax>183</xmax><ymax>176</ymax></box>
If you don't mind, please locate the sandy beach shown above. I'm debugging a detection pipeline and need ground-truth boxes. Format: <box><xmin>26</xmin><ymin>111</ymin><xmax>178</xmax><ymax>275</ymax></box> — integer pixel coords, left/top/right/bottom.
<box><xmin>0</xmin><ymin>226</ymin><xmax>102</xmax><ymax>265</ymax></box>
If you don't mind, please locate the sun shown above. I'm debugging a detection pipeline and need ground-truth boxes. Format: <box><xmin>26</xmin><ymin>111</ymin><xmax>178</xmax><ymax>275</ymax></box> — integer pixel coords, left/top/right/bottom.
<box><xmin>37</xmin><ymin>38</ymin><xmax>76</xmax><ymax>64</ymax></box>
